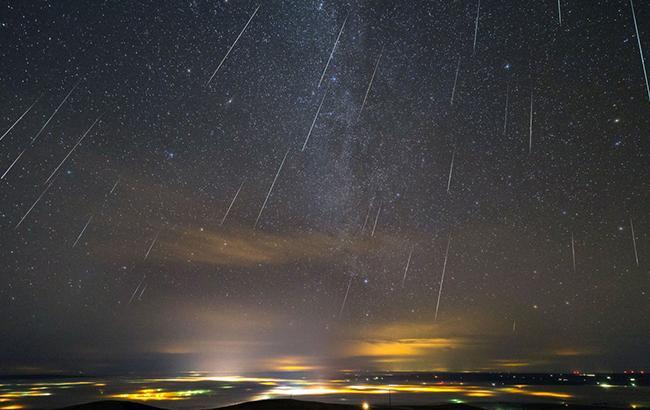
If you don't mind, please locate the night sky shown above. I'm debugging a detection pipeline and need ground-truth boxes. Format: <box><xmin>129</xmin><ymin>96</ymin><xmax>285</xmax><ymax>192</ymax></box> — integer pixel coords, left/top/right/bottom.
<box><xmin>1</xmin><ymin>0</ymin><xmax>649</xmax><ymax>376</ymax></box>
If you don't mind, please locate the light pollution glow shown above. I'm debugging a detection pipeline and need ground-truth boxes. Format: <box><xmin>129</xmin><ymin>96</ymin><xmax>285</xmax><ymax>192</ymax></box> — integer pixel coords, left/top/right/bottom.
<box><xmin>110</xmin><ymin>389</ymin><xmax>212</xmax><ymax>401</ymax></box>
<box><xmin>0</xmin><ymin>381</ymin><xmax>102</xmax><ymax>410</ymax></box>
<box><xmin>7</xmin><ymin>373</ymin><xmax>650</xmax><ymax>410</ymax></box>
<box><xmin>0</xmin><ymin>375</ymin><xmax>577</xmax><ymax>407</ymax></box>
<box><xmin>100</xmin><ymin>375</ymin><xmax>574</xmax><ymax>402</ymax></box>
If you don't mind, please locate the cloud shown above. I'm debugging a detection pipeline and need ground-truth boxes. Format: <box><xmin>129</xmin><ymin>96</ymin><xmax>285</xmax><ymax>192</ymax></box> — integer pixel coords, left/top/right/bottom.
<box><xmin>551</xmin><ymin>347</ymin><xmax>598</xmax><ymax>357</ymax></box>
<box><xmin>262</xmin><ymin>356</ymin><xmax>322</xmax><ymax>372</ymax></box>
<box><xmin>158</xmin><ymin>226</ymin><xmax>402</xmax><ymax>267</ymax></box>
<box><xmin>488</xmin><ymin>359</ymin><xmax>535</xmax><ymax>368</ymax></box>
<box><xmin>162</xmin><ymin>228</ymin><xmax>334</xmax><ymax>266</ymax></box>
<box><xmin>347</xmin><ymin>338</ymin><xmax>459</xmax><ymax>357</ymax></box>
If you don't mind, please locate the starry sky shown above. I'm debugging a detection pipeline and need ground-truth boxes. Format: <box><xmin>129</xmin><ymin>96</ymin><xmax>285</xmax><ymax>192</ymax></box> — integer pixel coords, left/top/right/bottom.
<box><xmin>1</xmin><ymin>0</ymin><xmax>649</xmax><ymax>376</ymax></box>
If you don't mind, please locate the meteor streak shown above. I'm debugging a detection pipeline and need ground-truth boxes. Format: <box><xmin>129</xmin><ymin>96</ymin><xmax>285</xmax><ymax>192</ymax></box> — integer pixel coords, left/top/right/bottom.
<box><xmin>110</xmin><ymin>177</ymin><xmax>120</xmax><ymax>194</ymax></box>
<box><xmin>43</xmin><ymin>115</ymin><xmax>102</xmax><ymax>185</ymax></box>
<box><xmin>254</xmin><ymin>149</ymin><xmax>289</xmax><ymax>229</ymax></box>
<box><xmin>529</xmin><ymin>89</ymin><xmax>534</xmax><ymax>154</ymax></box>
<box><xmin>630</xmin><ymin>0</ymin><xmax>650</xmax><ymax>101</ymax></box>
<box><xmin>358</xmin><ymin>47</ymin><xmax>383</xmax><ymax>119</ymax></box>
<box><xmin>360</xmin><ymin>201</ymin><xmax>372</xmax><ymax>235</ymax></box>
<box><xmin>503</xmin><ymin>83</ymin><xmax>509</xmax><ymax>135</ymax></box>
<box><xmin>1</xmin><ymin>149</ymin><xmax>26</xmax><ymax>180</ymax></box>
<box><xmin>450</xmin><ymin>56</ymin><xmax>461</xmax><ymax>105</ymax></box>
<box><xmin>434</xmin><ymin>232</ymin><xmax>452</xmax><ymax>321</ymax></box>
<box><xmin>15</xmin><ymin>182</ymin><xmax>54</xmax><ymax>229</ymax></box>
<box><xmin>571</xmin><ymin>232</ymin><xmax>576</xmax><ymax>272</ymax></box>
<box><xmin>473</xmin><ymin>0</ymin><xmax>481</xmax><ymax>55</ymax></box>
<box><xmin>32</xmin><ymin>80</ymin><xmax>81</xmax><ymax>144</ymax></box>
<box><xmin>318</xmin><ymin>13</ymin><xmax>349</xmax><ymax>88</ymax></box>
<box><xmin>630</xmin><ymin>217</ymin><xmax>640</xmax><ymax>266</ymax></box>
<box><xmin>128</xmin><ymin>276</ymin><xmax>146</xmax><ymax>305</ymax></box>
<box><xmin>72</xmin><ymin>215</ymin><xmax>93</xmax><ymax>248</ymax></box>
<box><xmin>447</xmin><ymin>150</ymin><xmax>455</xmax><ymax>193</ymax></box>
<box><xmin>371</xmin><ymin>203</ymin><xmax>381</xmax><ymax>237</ymax></box>
<box><xmin>144</xmin><ymin>230</ymin><xmax>161</xmax><ymax>261</ymax></box>
<box><xmin>401</xmin><ymin>245</ymin><xmax>414</xmax><ymax>287</ymax></box>
<box><xmin>301</xmin><ymin>89</ymin><xmax>328</xmax><ymax>151</ymax></box>
<box><xmin>221</xmin><ymin>179</ymin><xmax>245</xmax><ymax>226</ymax></box>
<box><xmin>206</xmin><ymin>5</ymin><xmax>261</xmax><ymax>87</ymax></box>
<box><xmin>0</xmin><ymin>94</ymin><xmax>42</xmax><ymax>143</ymax></box>
<box><xmin>339</xmin><ymin>274</ymin><xmax>353</xmax><ymax>317</ymax></box>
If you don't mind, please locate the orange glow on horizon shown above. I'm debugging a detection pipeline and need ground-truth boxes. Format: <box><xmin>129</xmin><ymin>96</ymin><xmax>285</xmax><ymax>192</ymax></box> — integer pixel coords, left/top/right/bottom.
<box><xmin>348</xmin><ymin>338</ymin><xmax>457</xmax><ymax>358</ymax></box>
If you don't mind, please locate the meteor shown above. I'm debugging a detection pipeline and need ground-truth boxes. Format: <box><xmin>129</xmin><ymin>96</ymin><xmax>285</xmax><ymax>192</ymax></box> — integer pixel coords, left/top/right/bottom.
<box><xmin>1</xmin><ymin>149</ymin><xmax>26</xmax><ymax>180</ymax></box>
<box><xmin>472</xmin><ymin>0</ymin><xmax>480</xmax><ymax>55</ymax></box>
<box><xmin>221</xmin><ymin>179</ymin><xmax>245</xmax><ymax>226</ymax></box>
<box><xmin>43</xmin><ymin>115</ymin><xmax>102</xmax><ymax>185</ymax></box>
<box><xmin>401</xmin><ymin>245</ymin><xmax>414</xmax><ymax>287</ymax></box>
<box><xmin>206</xmin><ymin>5</ymin><xmax>261</xmax><ymax>87</ymax></box>
<box><xmin>450</xmin><ymin>57</ymin><xmax>461</xmax><ymax>106</ymax></box>
<box><xmin>128</xmin><ymin>276</ymin><xmax>146</xmax><ymax>305</ymax></box>
<box><xmin>32</xmin><ymin>80</ymin><xmax>81</xmax><ymax>145</ymax></box>
<box><xmin>15</xmin><ymin>182</ymin><xmax>54</xmax><ymax>229</ymax></box>
<box><xmin>630</xmin><ymin>0</ymin><xmax>650</xmax><ymax>101</ymax></box>
<box><xmin>529</xmin><ymin>89</ymin><xmax>534</xmax><ymax>154</ymax></box>
<box><xmin>339</xmin><ymin>274</ymin><xmax>353</xmax><ymax>317</ymax></box>
<box><xmin>630</xmin><ymin>217</ymin><xmax>639</xmax><ymax>266</ymax></box>
<box><xmin>317</xmin><ymin>13</ymin><xmax>349</xmax><ymax>88</ymax></box>
<box><xmin>358</xmin><ymin>47</ymin><xmax>383</xmax><ymax>119</ymax></box>
<box><xmin>110</xmin><ymin>177</ymin><xmax>120</xmax><ymax>194</ymax></box>
<box><xmin>72</xmin><ymin>215</ymin><xmax>94</xmax><ymax>248</ymax></box>
<box><xmin>0</xmin><ymin>94</ymin><xmax>42</xmax><ymax>143</ymax></box>
<box><xmin>370</xmin><ymin>203</ymin><xmax>381</xmax><ymax>237</ymax></box>
<box><xmin>360</xmin><ymin>200</ymin><xmax>372</xmax><ymax>235</ymax></box>
<box><xmin>570</xmin><ymin>232</ymin><xmax>576</xmax><ymax>272</ymax></box>
<box><xmin>301</xmin><ymin>89</ymin><xmax>328</xmax><ymax>152</ymax></box>
<box><xmin>144</xmin><ymin>230</ymin><xmax>161</xmax><ymax>261</ymax></box>
<box><xmin>503</xmin><ymin>83</ymin><xmax>509</xmax><ymax>135</ymax></box>
<box><xmin>434</xmin><ymin>232</ymin><xmax>452</xmax><ymax>321</ymax></box>
<box><xmin>447</xmin><ymin>150</ymin><xmax>455</xmax><ymax>193</ymax></box>
<box><xmin>254</xmin><ymin>149</ymin><xmax>290</xmax><ymax>229</ymax></box>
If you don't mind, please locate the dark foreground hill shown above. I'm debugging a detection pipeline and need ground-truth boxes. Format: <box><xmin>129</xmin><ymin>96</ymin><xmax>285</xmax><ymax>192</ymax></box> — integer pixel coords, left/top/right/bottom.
<box><xmin>59</xmin><ymin>398</ymin><xmax>648</xmax><ymax>410</ymax></box>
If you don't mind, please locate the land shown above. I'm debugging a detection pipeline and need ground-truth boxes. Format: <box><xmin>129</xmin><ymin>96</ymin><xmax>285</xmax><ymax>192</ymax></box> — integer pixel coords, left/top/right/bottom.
<box><xmin>59</xmin><ymin>398</ymin><xmax>650</xmax><ymax>410</ymax></box>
